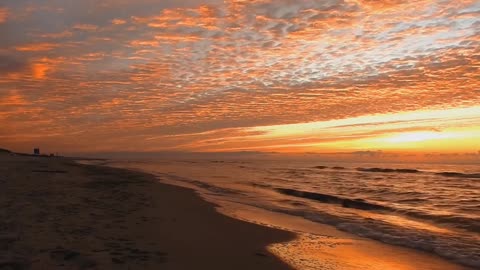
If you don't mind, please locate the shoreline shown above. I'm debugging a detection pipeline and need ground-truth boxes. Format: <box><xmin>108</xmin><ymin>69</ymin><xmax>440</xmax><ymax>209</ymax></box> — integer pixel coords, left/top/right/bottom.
<box><xmin>0</xmin><ymin>155</ymin><xmax>294</xmax><ymax>269</ymax></box>
<box><xmin>1</xmin><ymin>154</ymin><xmax>474</xmax><ymax>270</ymax></box>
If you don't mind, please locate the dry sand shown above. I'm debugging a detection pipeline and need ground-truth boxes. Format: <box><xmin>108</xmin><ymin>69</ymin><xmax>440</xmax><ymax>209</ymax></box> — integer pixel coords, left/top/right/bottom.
<box><xmin>0</xmin><ymin>154</ymin><xmax>294</xmax><ymax>269</ymax></box>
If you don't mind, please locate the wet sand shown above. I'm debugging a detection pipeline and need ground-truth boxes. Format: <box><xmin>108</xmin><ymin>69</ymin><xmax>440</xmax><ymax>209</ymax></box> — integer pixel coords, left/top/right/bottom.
<box><xmin>227</xmin><ymin>206</ymin><xmax>473</xmax><ymax>270</ymax></box>
<box><xmin>0</xmin><ymin>154</ymin><xmax>294</xmax><ymax>269</ymax></box>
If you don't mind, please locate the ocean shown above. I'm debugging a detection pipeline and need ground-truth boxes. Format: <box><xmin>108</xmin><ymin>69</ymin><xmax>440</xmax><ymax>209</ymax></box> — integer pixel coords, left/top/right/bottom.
<box><xmin>101</xmin><ymin>158</ymin><xmax>479</xmax><ymax>268</ymax></box>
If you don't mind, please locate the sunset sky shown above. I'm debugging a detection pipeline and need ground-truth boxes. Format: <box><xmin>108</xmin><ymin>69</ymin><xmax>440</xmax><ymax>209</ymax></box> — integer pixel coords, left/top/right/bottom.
<box><xmin>1</xmin><ymin>0</ymin><xmax>479</xmax><ymax>158</ymax></box>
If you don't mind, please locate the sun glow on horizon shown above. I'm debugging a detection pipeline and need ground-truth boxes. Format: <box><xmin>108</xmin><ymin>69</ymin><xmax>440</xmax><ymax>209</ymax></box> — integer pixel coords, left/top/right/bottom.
<box><xmin>232</xmin><ymin>106</ymin><xmax>480</xmax><ymax>154</ymax></box>
<box><xmin>381</xmin><ymin>131</ymin><xmax>458</xmax><ymax>143</ymax></box>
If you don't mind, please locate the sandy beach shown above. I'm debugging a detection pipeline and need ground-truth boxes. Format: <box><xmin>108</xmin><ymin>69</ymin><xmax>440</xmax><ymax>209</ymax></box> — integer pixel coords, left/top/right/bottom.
<box><xmin>0</xmin><ymin>154</ymin><xmax>294</xmax><ymax>269</ymax></box>
<box><xmin>1</xmin><ymin>154</ymin><xmax>474</xmax><ymax>270</ymax></box>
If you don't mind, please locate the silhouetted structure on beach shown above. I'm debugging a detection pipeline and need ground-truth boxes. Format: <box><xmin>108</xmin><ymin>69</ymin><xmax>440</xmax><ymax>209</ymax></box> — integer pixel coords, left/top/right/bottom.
<box><xmin>34</xmin><ymin>148</ymin><xmax>40</xmax><ymax>155</ymax></box>
<box><xmin>0</xmin><ymin>148</ymin><xmax>12</xmax><ymax>154</ymax></box>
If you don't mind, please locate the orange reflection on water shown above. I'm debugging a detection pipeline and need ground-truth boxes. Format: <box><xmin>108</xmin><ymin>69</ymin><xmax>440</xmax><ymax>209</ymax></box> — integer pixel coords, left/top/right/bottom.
<box><xmin>268</xmin><ymin>233</ymin><xmax>468</xmax><ymax>270</ymax></box>
<box><xmin>356</xmin><ymin>211</ymin><xmax>453</xmax><ymax>235</ymax></box>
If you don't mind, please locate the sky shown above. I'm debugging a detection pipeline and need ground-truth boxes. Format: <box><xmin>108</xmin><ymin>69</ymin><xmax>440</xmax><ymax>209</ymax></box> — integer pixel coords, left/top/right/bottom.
<box><xmin>0</xmin><ymin>0</ymin><xmax>479</xmax><ymax>160</ymax></box>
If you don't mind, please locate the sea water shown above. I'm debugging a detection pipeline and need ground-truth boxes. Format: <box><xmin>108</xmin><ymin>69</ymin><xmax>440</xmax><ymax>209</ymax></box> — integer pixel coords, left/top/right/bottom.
<box><xmin>104</xmin><ymin>158</ymin><xmax>479</xmax><ymax>268</ymax></box>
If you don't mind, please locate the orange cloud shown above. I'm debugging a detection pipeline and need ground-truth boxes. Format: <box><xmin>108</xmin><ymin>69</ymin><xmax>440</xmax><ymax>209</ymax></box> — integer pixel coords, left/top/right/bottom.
<box><xmin>38</xmin><ymin>31</ymin><xmax>73</xmax><ymax>39</ymax></box>
<box><xmin>32</xmin><ymin>63</ymin><xmax>49</xmax><ymax>79</ymax></box>
<box><xmin>0</xmin><ymin>91</ymin><xmax>28</xmax><ymax>106</ymax></box>
<box><xmin>29</xmin><ymin>58</ymin><xmax>62</xmax><ymax>80</ymax></box>
<box><xmin>130</xmin><ymin>40</ymin><xmax>160</xmax><ymax>47</ymax></box>
<box><xmin>112</xmin><ymin>19</ymin><xmax>127</xmax><ymax>25</ymax></box>
<box><xmin>15</xmin><ymin>43</ymin><xmax>59</xmax><ymax>52</ymax></box>
<box><xmin>73</xmin><ymin>24</ymin><xmax>98</xmax><ymax>31</ymax></box>
<box><xmin>0</xmin><ymin>8</ymin><xmax>8</xmax><ymax>23</ymax></box>
<box><xmin>356</xmin><ymin>0</ymin><xmax>405</xmax><ymax>10</ymax></box>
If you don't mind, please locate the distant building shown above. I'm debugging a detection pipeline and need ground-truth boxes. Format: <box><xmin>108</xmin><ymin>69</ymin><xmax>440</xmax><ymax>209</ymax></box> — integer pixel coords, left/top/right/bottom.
<box><xmin>34</xmin><ymin>148</ymin><xmax>40</xmax><ymax>155</ymax></box>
